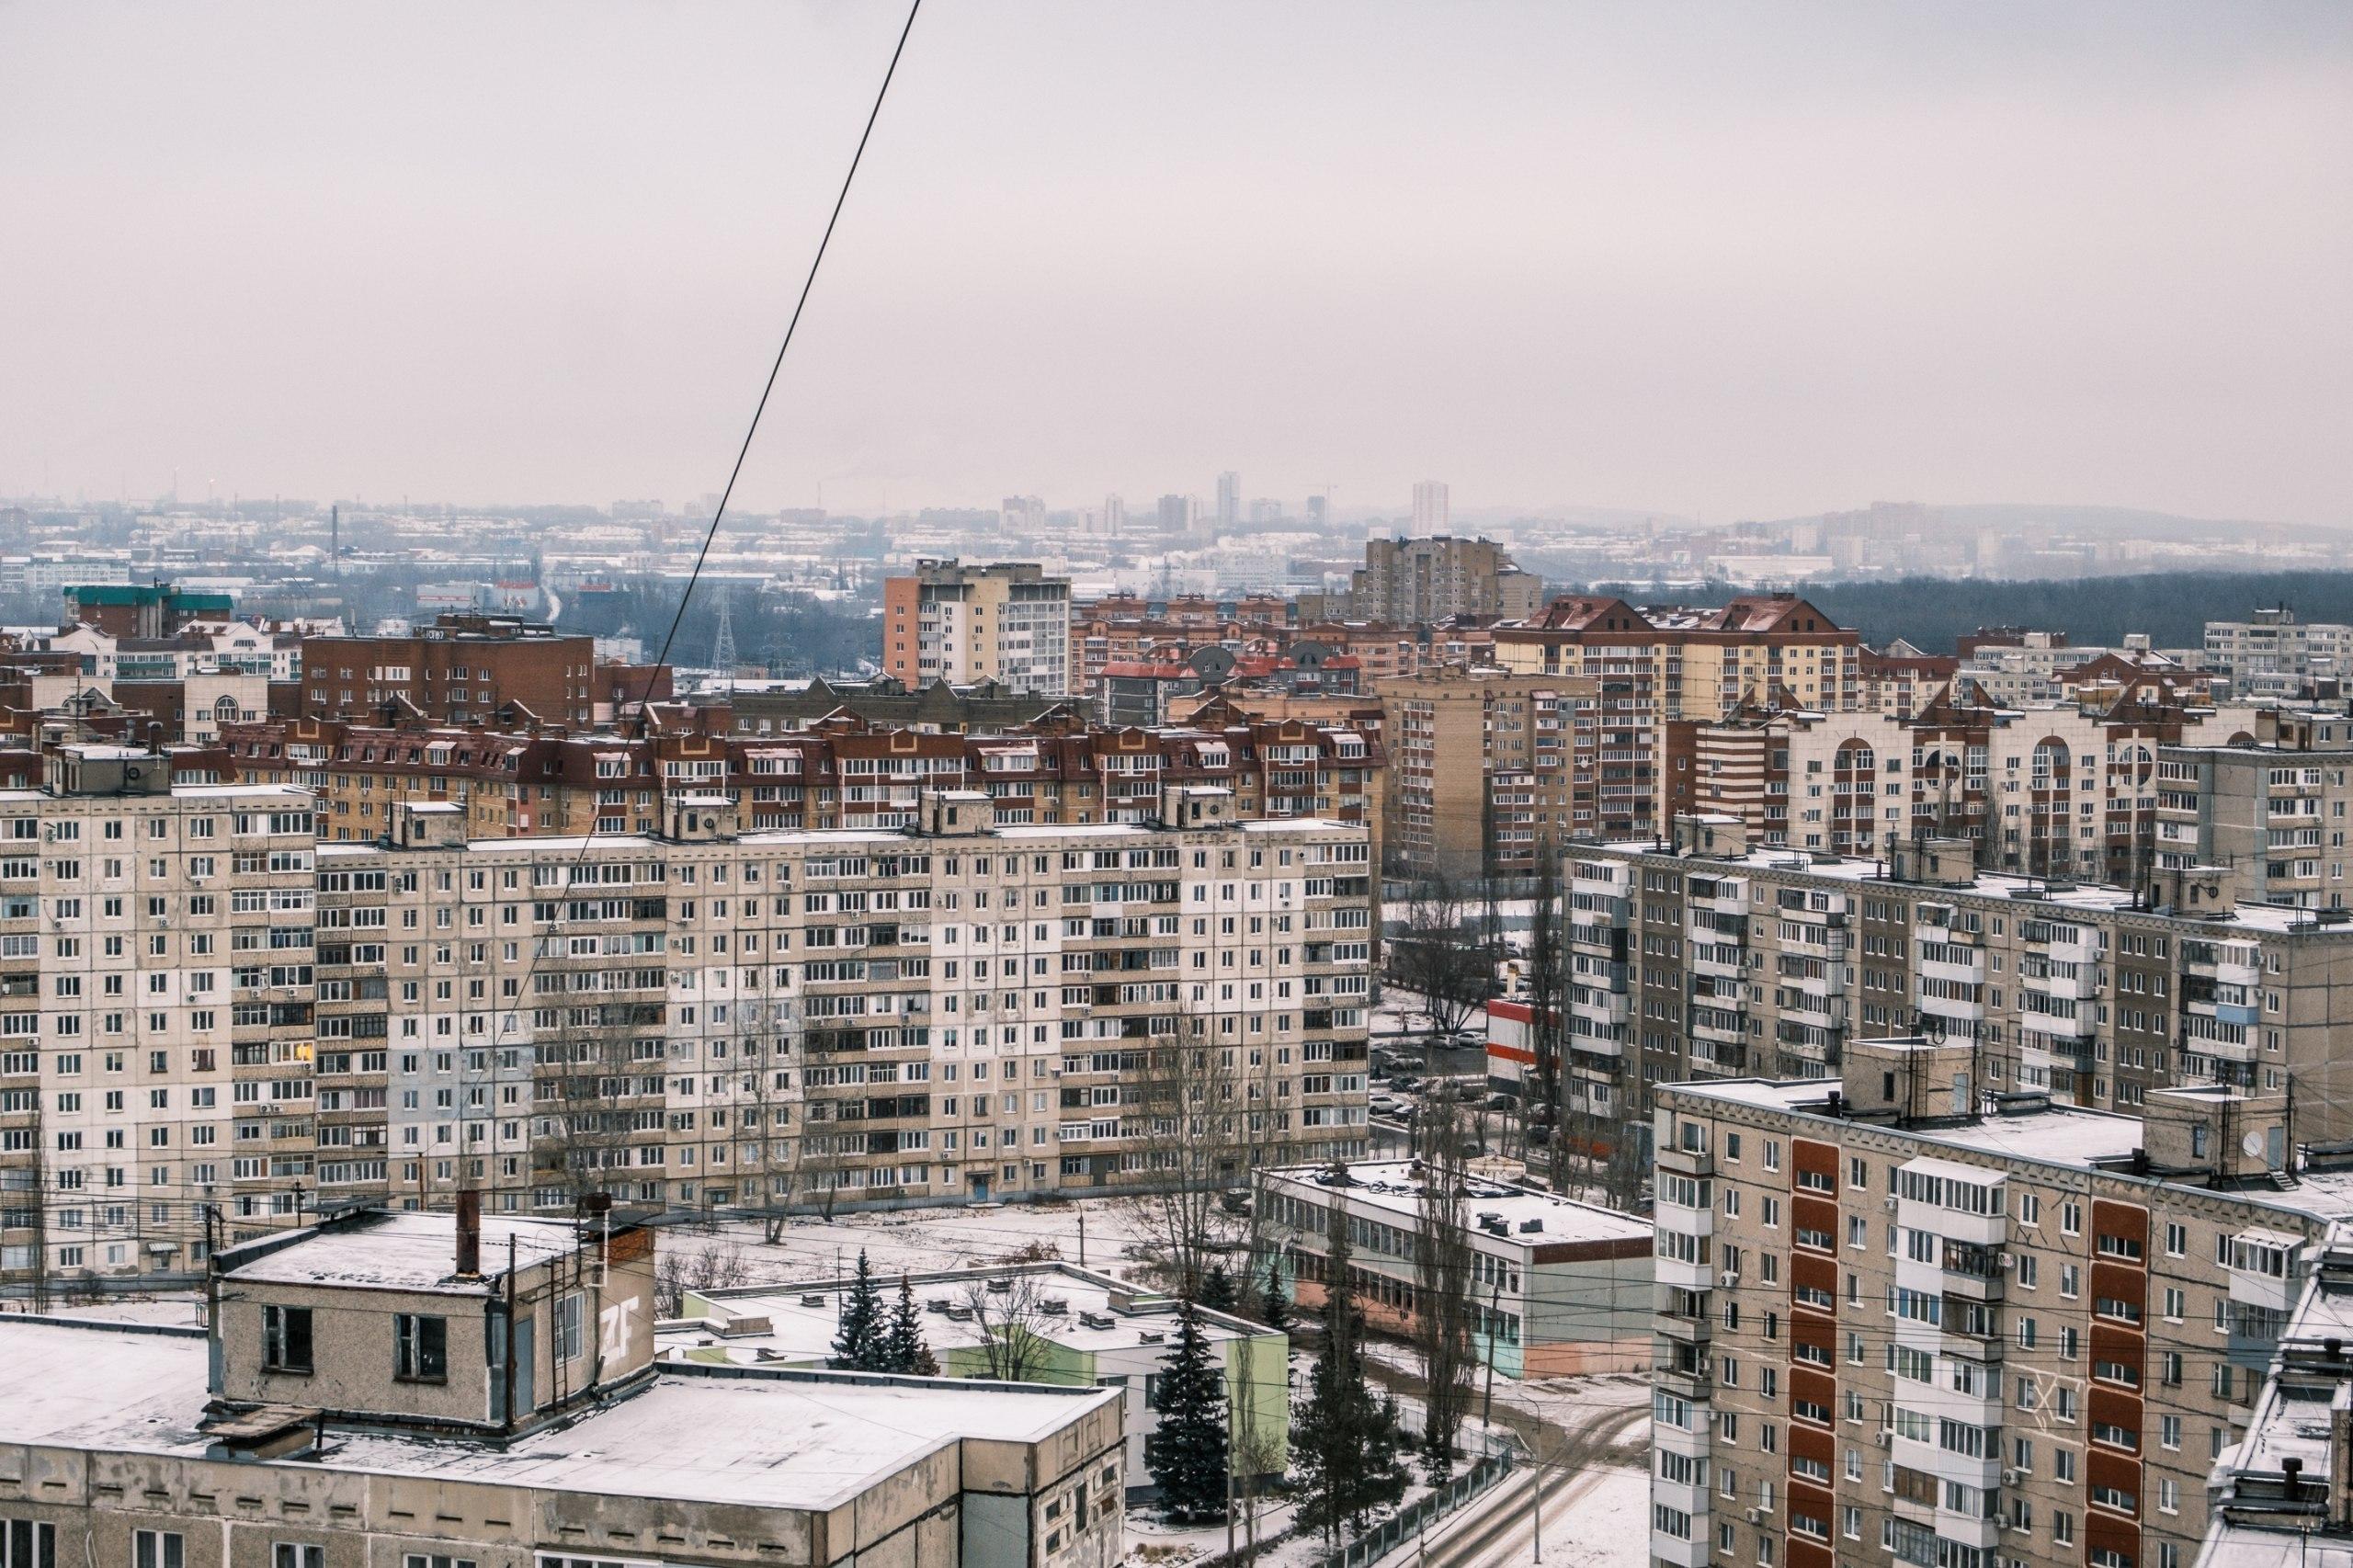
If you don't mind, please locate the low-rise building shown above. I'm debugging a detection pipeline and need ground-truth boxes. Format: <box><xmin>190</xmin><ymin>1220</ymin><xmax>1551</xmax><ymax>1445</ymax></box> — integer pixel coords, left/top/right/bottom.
<box><xmin>1257</xmin><ymin>1158</ymin><xmax>1651</xmax><ymax>1377</ymax></box>
<box><xmin>664</xmin><ymin>1261</ymin><xmax>1289</xmax><ymax>1495</ymax></box>
<box><xmin>0</xmin><ymin>1202</ymin><xmax>1125</xmax><ymax>1567</ymax></box>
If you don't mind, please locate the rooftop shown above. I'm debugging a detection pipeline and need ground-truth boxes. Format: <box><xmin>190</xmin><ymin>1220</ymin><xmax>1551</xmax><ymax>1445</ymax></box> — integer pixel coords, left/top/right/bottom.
<box><xmin>1262</xmin><ymin>1159</ymin><xmax>1651</xmax><ymax>1248</ymax></box>
<box><xmin>1663</xmin><ymin>1078</ymin><xmax>2353</xmax><ymax>1227</ymax></box>
<box><xmin>219</xmin><ymin>1210</ymin><xmax>593</xmax><ymax>1296</ymax></box>
<box><xmin>1584</xmin><ymin>836</ymin><xmax>2335</xmax><ymax>935</ymax></box>
<box><xmin>664</xmin><ymin>1263</ymin><xmax>1268</xmax><ymax>1366</ymax></box>
<box><xmin>0</xmin><ymin>1318</ymin><xmax>1115</xmax><ymax>1513</ymax></box>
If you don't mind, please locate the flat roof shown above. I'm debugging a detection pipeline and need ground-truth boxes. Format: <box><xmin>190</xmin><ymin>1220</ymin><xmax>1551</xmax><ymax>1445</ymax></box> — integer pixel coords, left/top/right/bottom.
<box><xmin>1584</xmin><ymin>839</ymin><xmax>2334</xmax><ymax>935</ymax></box>
<box><xmin>219</xmin><ymin>1210</ymin><xmax>590</xmax><ymax>1296</ymax></box>
<box><xmin>0</xmin><ymin>1319</ymin><xmax>1114</xmax><ymax>1513</ymax></box>
<box><xmin>1665</xmin><ymin>1078</ymin><xmax>2353</xmax><ymax>1228</ymax></box>
<box><xmin>669</xmin><ymin>1264</ymin><xmax>1264</xmax><ymax>1364</ymax></box>
<box><xmin>1262</xmin><ymin>1159</ymin><xmax>1650</xmax><ymax>1247</ymax></box>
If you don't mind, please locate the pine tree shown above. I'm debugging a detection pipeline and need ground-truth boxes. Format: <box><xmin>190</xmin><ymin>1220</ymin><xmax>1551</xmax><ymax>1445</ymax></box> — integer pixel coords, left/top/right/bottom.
<box><xmin>831</xmin><ymin>1249</ymin><xmax>887</xmax><ymax>1370</ymax></box>
<box><xmin>1259</xmin><ymin>1254</ymin><xmax>1290</xmax><ymax>1336</ymax></box>
<box><xmin>1145</xmin><ymin>1296</ymin><xmax>1231</xmax><ymax>1522</ymax></box>
<box><xmin>885</xmin><ymin>1273</ymin><xmax>940</xmax><ymax>1376</ymax></box>
<box><xmin>1198</xmin><ymin>1262</ymin><xmax>1239</xmax><ymax>1313</ymax></box>
<box><xmin>1291</xmin><ymin>1168</ymin><xmax>1408</xmax><ymax>1543</ymax></box>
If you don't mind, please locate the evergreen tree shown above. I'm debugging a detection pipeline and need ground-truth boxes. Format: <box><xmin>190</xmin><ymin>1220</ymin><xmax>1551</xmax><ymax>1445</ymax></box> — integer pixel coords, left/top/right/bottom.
<box><xmin>1198</xmin><ymin>1262</ymin><xmax>1239</xmax><ymax>1313</ymax></box>
<box><xmin>1291</xmin><ymin>1168</ymin><xmax>1408</xmax><ymax>1542</ymax></box>
<box><xmin>1145</xmin><ymin>1295</ymin><xmax>1231</xmax><ymax>1522</ymax></box>
<box><xmin>831</xmin><ymin>1249</ymin><xmax>888</xmax><ymax>1370</ymax></box>
<box><xmin>1259</xmin><ymin>1254</ymin><xmax>1290</xmax><ymax>1336</ymax></box>
<box><xmin>885</xmin><ymin>1273</ymin><xmax>940</xmax><ymax>1376</ymax></box>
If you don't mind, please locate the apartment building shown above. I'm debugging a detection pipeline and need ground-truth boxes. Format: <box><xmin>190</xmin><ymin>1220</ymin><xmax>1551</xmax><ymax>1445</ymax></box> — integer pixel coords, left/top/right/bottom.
<box><xmin>1345</xmin><ymin>536</ymin><xmax>1541</xmax><ymax>626</ymax></box>
<box><xmin>1259</xmin><ymin>1158</ymin><xmax>1652</xmax><ymax>1378</ymax></box>
<box><xmin>218</xmin><ymin>706</ymin><xmax>1386</xmax><ymax>856</ymax></box>
<box><xmin>2155</xmin><ymin>704</ymin><xmax>2353</xmax><ymax>908</ymax></box>
<box><xmin>882</xmin><ymin>560</ymin><xmax>1073</xmax><ymax>695</ymax></box>
<box><xmin>0</xmin><ymin>1205</ymin><xmax>1125</xmax><ymax>1568</ymax></box>
<box><xmin>2198</xmin><ymin>1218</ymin><xmax>2353</xmax><ymax>1564</ymax></box>
<box><xmin>4</xmin><ymin>762</ymin><xmax>1376</xmax><ymax>1290</ymax></box>
<box><xmin>0</xmin><ymin>746</ymin><xmax>322</xmax><ymax>1286</ymax></box>
<box><xmin>1377</xmin><ymin>666</ymin><xmax>1600</xmax><ymax>879</ymax></box>
<box><xmin>2204</xmin><ymin>608</ymin><xmax>2353</xmax><ymax>698</ymax></box>
<box><xmin>1559</xmin><ymin>819</ymin><xmax>2353</xmax><ymax>1139</ymax></box>
<box><xmin>299</xmin><ymin>612</ymin><xmax>620</xmax><ymax>726</ymax></box>
<box><xmin>1859</xmin><ymin>641</ymin><xmax>1960</xmax><ymax>718</ymax></box>
<box><xmin>1679</xmin><ymin>686</ymin><xmax>2256</xmax><ymax>883</ymax></box>
<box><xmin>1493</xmin><ymin>593</ymin><xmax>1861</xmax><ymax>835</ymax></box>
<box><xmin>1649</xmin><ymin>1041</ymin><xmax>2352</xmax><ymax>1568</ymax></box>
<box><xmin>720</xmin><ymin>673</ymin><xmax>1075</xmax><ymax>734</ymax></box>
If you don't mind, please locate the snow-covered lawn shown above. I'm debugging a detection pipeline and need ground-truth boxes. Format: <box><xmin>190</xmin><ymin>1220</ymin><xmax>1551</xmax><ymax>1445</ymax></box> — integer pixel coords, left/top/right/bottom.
<box><xmin>660</xmin><ymin>1196</ymin><xmax>1165</xmax><ymax>1288</ymax></box>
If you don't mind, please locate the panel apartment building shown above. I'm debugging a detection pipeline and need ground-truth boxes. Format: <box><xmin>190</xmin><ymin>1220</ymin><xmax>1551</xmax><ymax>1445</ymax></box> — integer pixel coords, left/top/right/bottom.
<box><xmin>882</xmin><ymin>559</ymin><xmax>1073</xmax><ymax>695</ymax></box>
<box><xmin>2155</xmin><ymin>703</ymin><xmax>2353</xmax><ymax>909</ymax></box>
<box><xmin>2</xmin><ymin>751</ymin><xmax>1375</xmax><ymax>1290</ymax></box>
<box><xmin>1649</xmin><ymin>1040</ymin><xmax>2349</xmax><ymax>1568</ymax></box>
<box><xmin>1346</xmin><ymin>535</ymin><xmax>1541</xmax><ymax>625</ymax></box>
<box><xmin>1547</xmin><ymin>818</ymin><xmax>2353</xmax><ymax>1144</ymax></box>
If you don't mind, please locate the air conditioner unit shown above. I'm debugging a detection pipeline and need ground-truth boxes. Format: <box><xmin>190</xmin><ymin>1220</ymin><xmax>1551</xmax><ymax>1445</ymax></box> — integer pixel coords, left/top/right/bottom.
<box><xmin>1874</xmin><ymin>1431</ymin><xmax>1893</xmax><ymax>1449</ymax></box>
<box><xmin>1744</xmin><ymin>1509</ymin><xmax>1762</xmax><ymax>1525</ymax></box>
<box><xmin>2001</xmin><ymin>1469</ymin><xmax>2021</xmax><ymax>1487</ymax></box>
<box><xmin>1720</xmin><ymin>1270</ymin><xmax>1741</xmax><ymax>1288</ymax></box>
<box><xmin>1884</xmin><ymin>1195</ymin><xmax>1899</xmax><ymax>1210</ymax></box>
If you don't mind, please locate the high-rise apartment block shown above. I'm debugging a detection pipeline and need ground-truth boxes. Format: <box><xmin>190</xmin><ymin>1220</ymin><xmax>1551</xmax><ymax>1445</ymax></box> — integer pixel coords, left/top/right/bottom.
<box><xmin>1</xmin><ymin>756</ymin><xmax>1374</xmax><ymax>1290</ymax></box>
<box><xmin>1493</xmin><ymin>594</ymin><xmax>1862</xmax><ymax>837</ymax></box>
<box><xmin>1347</xmin><ymin>536</ymin><xmax>1540</xmax><ymax>626</ymax></box>
<box><xmin>1676</xmin><ymin>686</ymin><xmax>2255</xmax><ymax>883</ymax></box>
<box><xmin>1378</xmin><ymin>667</ymin><xmax>1600</xmax><ymax>878</ymax></box>
<box><xmin>881</xmin><ymin>560</ymin><xmax>1072</xmax><ymax>695</ymax></box>
<box><xmin>2155</xmin><ymin>704</ymin><xmax>2353</xmax><ymax>908</ymax></box>
<box><xmin>1549</xmin><ymin>819</ymin><xmax>2353</xmax><ymax>1142</ymax></box>
<box><xmin>1216</xmin><ymin>471</ymin><xmax>1241</xmax><ymax>529</ymax></box>
<box><xmin>1650</xmin><ymin>1045</ymin><xmax>2334</xmax><ymax>1568</ymax></box>
<box><xmin>1411</xmin><ymin>480</ymin><xmax>1450</xmax><ymax>531</ymax></box>
<box><xmin>2204</xmin><ymin>607</ymin><xmax>2353</xmax><ymax>698</ymax></box>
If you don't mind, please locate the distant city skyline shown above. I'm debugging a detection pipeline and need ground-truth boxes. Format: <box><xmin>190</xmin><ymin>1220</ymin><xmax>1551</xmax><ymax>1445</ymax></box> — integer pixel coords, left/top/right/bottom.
<box><xmin>5</xmin><ymin>2</ymin><xmax>2347</xmax><ymax>527</ymax></box>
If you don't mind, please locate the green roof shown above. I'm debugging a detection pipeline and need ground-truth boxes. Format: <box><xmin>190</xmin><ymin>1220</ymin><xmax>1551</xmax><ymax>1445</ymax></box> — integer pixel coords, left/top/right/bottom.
<box><xmin>63</xmin><ymin>585</ymin><xmax>233</xmax><ymax>610</ymax></box>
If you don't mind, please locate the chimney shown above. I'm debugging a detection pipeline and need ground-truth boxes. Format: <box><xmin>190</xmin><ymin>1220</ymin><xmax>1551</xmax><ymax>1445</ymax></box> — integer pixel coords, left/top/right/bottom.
<box><xmin>455</xmin><ymin>1188</ymin><xmax>482</xmax><ymax>1278</ymax></box>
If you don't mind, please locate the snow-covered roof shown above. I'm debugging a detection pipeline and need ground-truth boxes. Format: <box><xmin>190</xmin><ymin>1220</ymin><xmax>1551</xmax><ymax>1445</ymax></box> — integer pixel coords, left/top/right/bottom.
<box><xmin>219</xmin><ymin>1210</ymin><xmax>589</xmax><ymax>1296</ymax></box>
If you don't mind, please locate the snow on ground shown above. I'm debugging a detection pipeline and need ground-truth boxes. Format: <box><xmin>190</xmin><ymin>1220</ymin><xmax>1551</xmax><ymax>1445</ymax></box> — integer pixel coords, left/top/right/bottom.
<box><xmin>658</xmin><ymin>1196</ymin><xmax>1167</xmax><ymax>1290</ymax></box>
<box><xmin>1530</xmin><ymin>1465</ymin><xmax>1647</xmax><ymax>1568</ymax></box>
<box><xmin>8</xmin><ymin>1292</ymin><xmax>207</xmax><ymax>1327</ymax></box>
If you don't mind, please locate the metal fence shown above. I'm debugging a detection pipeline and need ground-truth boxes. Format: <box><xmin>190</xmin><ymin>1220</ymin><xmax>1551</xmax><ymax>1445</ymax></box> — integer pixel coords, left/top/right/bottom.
<box><xmin>1309</xmin><ymin>1449</ymin><xmax>1517</xmax><ymax>1568</ymax></box>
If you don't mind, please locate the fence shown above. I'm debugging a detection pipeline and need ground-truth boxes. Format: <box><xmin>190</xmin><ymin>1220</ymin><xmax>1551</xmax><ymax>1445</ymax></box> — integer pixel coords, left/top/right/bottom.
<box><xmin>1309</xmin><ymin>1449</ymin><xmax>1517</xmax><ymax>1568</ymax></box>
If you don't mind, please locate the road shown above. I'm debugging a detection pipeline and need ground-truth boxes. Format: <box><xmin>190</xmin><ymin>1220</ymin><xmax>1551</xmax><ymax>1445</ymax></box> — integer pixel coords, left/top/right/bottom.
<box><xmin>1406</xmin><ymin>1402</ymin><xmax>1649</xmax><ymax>1568</ymax></box>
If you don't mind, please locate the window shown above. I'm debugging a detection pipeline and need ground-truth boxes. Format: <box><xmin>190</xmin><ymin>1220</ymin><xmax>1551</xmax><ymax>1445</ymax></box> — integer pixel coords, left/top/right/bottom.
<box><xmin>261</xmin><ymin>1304</ymin><xmax>313</xmax><ymax>1372</ymax></box>
<box><xmin>394</xmin><ymin>1313</ymin><xmax>448</xmax><ymax>1382</ymax></box>
<box><xmin>4</xmin><ymin>1522</ymin><xmax>56</xmax><ymax>1568</ymax></box>
<box><xmin>554</xmin><ymin>1290</ymin><xmax>585</xmax><ymax>1361</ymax></box>
<box><xmin>135</xmin><ymin>1535</ymin><xmax>184</xmax><ymax>1568</ymax></box>
<box><xmin>404</xmin><ymin>1557</ymin><xmax>480</xmax><ymax>1568</ymax></box>
<box><xmin>272</xmin><ymin>1550</ymin><xmax>324</xmax><ymax>1568</ymax></box>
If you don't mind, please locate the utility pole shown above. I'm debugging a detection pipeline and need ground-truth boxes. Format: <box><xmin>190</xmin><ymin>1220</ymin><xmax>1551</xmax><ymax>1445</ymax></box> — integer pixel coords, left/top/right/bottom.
<box><xmin>1480</xmin><ymin>1284</ymin><xmax>1500</xmax><ymax>1429</ymax></box>
<box><xmin>1077</xmin><ymin>1214</ymin><xmax>1086</xmax><ymax>1267</ymax></box>
<box><xmin>1530</xmin><ymin>1425</ymin><xmax>1545</xmax><ymax>1563</ymax></box>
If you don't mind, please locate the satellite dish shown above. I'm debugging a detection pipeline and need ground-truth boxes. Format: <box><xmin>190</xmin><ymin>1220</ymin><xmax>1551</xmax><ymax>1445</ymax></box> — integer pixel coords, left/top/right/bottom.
<box><xmin>2241</xmin><ymin>1131</ymin><xmax>2267</xmax><ymax>1159</ymax></box>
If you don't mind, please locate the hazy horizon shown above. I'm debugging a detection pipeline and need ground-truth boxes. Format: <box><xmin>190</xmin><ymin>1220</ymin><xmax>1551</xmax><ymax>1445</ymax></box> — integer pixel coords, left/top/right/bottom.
<box><xmin>5</xmin><ymin>1</ymin><xmax>2347</xmax><ymax>527</ymax></box>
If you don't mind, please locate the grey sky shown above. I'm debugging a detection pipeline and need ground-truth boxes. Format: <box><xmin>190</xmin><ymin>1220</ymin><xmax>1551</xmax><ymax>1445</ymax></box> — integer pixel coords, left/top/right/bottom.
<box><xmin>4</xmin><ymin>1</ymin><xmax>2347</xmax><ymax>525</ymax></box>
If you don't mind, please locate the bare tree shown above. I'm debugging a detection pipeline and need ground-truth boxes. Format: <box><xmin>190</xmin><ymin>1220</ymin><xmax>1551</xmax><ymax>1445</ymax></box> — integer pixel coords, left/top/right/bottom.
<box><xmin>535</xmin><ymin>1011</ymin><xmax>655</xmax><ymax>1209</ymax></box>
<box><xmin>961</xmin><ymin>1271</ymin><xmax>1055</xmax><ymax>1382</ymax></box>
<box><xmin>1411</xmin><ymin>1098</ymin><xmax>1477</xmax><ymax>1478</ymax></box>
<box><xmin>1124</xmin><ymin>1039</ymin><xmax>1249</xmax><ymax>1298</ymax></box>
<box><xmin>654</xmin><ymin>1237</ymin><xmax>750</xmax><ymax>1317</ymax></box>
<box><xmin>1522</xmin><ymin>853</ymin><xmax>1572</xmax><ymax>1187</ymax></box>
<box><xmin>1391</xmin><ymin>876</ymin><xmax>1488</xmax><ymax>1045</ymax></box>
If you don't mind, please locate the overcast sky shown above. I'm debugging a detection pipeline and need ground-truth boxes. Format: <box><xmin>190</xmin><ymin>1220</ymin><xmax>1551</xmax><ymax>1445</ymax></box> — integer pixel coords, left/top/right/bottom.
<box><xmin>4</xmin><ymin>1</ymin><xmax>2347</xmax><ymax>526</ymax></box>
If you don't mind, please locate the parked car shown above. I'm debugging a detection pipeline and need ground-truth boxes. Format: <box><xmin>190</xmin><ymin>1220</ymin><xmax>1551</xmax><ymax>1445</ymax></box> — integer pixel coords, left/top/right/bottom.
<box><xmin>1369</xmin><ymin>1093</ymin><xmax>1407</xmax><ymax>1117</ymax></box>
